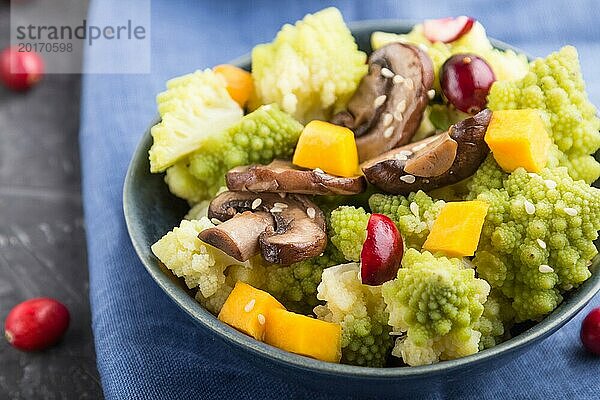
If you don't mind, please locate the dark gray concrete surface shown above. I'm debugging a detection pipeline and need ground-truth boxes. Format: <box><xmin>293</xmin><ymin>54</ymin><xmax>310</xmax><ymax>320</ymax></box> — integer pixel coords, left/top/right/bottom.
<box><xmin>0</xmin><ymin>2</ymin><xmax>103</xmax><ymax>399</ymax></box>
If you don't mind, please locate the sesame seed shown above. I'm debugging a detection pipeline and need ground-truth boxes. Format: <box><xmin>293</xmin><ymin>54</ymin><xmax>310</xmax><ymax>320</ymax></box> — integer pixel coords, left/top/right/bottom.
<box><xmin>398</xmin><ymin>149</ymin><xmax>413</xmax><ymax>157</ymax></box>
<box><xmin>538</xmin><ymin>264</ymin><xmax>554</xmax><ymax>273</ymax></box>
<box><xmin>380</xmin><ymin>67</ymin><xmax>395</xmax><ymax>78</ymax></box>
<box><xmin>401</xmin><ymin>175</ymin><xmax>416</xmax><ymax>184</ymax></box>
<box><xmin>306</xmin><ymin>207</ymin><xmax>316</xmax><ymax>219</ymax></box>
<box><xmin>393</xmin><ymin>75</ymin><xmax>405</xmax><ymax>84</ymax></box>
<box><xmin>274</xmin><ymin>202</ymin><xmax>288</xmax><ymax>209</ymax></box>
<box><xmin>418</xmin><ymin>44</ymin><xmax>428</xmax><ymax>51</ymax></box>
<box><xmin>524</xmin><ymin>200</ymin><xmax>536</xmax><ymax>215</ymax></box>
<box><xmin>270</xmin><ymin>207</ymin><xmax>283</xmax><ymax>213</ymax></box>
<box><xmin>382</xmin><ymin>113</ymin><xmax>393</xmax><ymax>127</ymax></box>
<box><xmin>244</xmin><ymin>299</ymin><xmax>256</xmax><ymax>312</ymax></box>
<box><xmin>251</xmin><ymin>198</ymin><xmax>262</xmax><ymax>210</ymax></box>
<box><xmin>409</xmin><ymin>202</ymin><xmax>420</xmax><ymax>216</ymax></box>
<box><xmin>278</xmin><ymin>192</ymin><xmax>286</xmax><ymax>198</ymax></box>
<box><xmin>257</xmin><ymin>314</ymin><xmax>266</xmax><ymax>325</ymax></box>
<box><xmin>374</xmin><ymin>95</ymin><xmax>387</xmax><ymax>108</ymax></box>
<box><xmin>536</xmin><ymin>239</ymin><xmax>547</xmax><ymax>249</ymax></box>
<box><xmin>210</xmin><ymin>218</ymin><xmax>222</xmax><ymax>225</ymax></box>
<box><xmin>393</xmin><ymin>110</ymin><xmax>404</xmax><ymax>121</ymax></box>
<box><xmin>545</xmin><ymin>179</ymin><xmax>557</xmax><ymax>189</ymax></box>
<box><xmin>404</xmin><ymin>79</ymin><xmax>414</xmax><ymax>90</ymax></box>
<box><xmin>383</xmin><ymin>126</ymin><xmax>395</xmax><ymax>138</ymax></box>
<box><xmin>528</xmin><ymin>172</ymin><xmax>540</xmax><ymax>179</ymax></box>
<box><xmin>396</xmin><ymin>100</ymin><xmax>407</xmax><ymax>113</ymax></box>
<box><xmin>389</xmin><ymin>331</ymin><xmax>405</xmax><ymax>336</ymax></box>
<box><xmin>563</xmin><ymin>284</ymin><xmax>574</xmax><ymax>290</ymax></box>
<box><xmin>427</xmin><ymin>89</ymin><xmax>436</xmax><ymax>99</ymax></box>
<box><xmin>314</xmin><ymin>168</ymin><xmax>324</xmax><ymax>174</ymax></box>
<box><xmin>394</xmin><ymin>153</ymin><xmax>408</xmax><ymax>161</ymax></box>
<box><xmin>563</xmin><ymin>207</ymin><xmax>578</xmax><ymax>216</ymax></box>
<box><xmin>412</xmin><ymin>143</ymin><xmax>427</xmax><ymax>152</ymax></box>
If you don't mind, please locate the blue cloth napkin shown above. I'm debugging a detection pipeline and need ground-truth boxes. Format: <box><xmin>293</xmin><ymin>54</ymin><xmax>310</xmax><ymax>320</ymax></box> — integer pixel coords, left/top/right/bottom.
<box><xmin>80</xmin><ymin>1</ymin><xmax>600</xmax><ymax>398</ymax></box>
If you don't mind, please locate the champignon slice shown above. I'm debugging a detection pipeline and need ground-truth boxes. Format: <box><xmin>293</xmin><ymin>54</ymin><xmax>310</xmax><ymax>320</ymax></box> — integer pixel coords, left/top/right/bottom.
<box><xmin>226</xmin><ymin>160</ymin><xmax>367</xmax><ymax>196</ymax></box>
<box><xmin>204</xmin><ymin>191</ymin><xmax>327</xmax><ymax>265</ymax></box>
<box><xmin>331</xmin><ymin>43</ymin><xmax>434</xmax><ymax>162</ymax></box>
<box><xmin>362</xmin><ymin>109</ymin><xmax>492</xmax><ymax>194</ymax></box>
<box><xmin>199</xmin><ymin>211</ymin><xmax>273</xmax><ymax>262</ymax></box>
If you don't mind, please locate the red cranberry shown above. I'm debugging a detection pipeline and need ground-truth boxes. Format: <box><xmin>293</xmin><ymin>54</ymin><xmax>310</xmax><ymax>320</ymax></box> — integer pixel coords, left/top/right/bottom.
<box><xmin>423</xmin><ymin>16</ymin><xmax>476</xmax><ymax>43</ymax></box>
<box><xmin>0</xmin><ymin>46</ymin><xmax>45</xmax><ymax>91</ymax></box>
<box><xmin>581</xmin><ymin>307</ymin><xmax>600</xmax><ymax>356</ymax></box>
<box><xmin>360</xmin><ymin>214</ymin><xmax>404</xmax><ymax>286</ymax></box>
<box><xmin>4</xmin><ymin>298</ymin><xmax>70</xmax><ymax>351</ymax></box>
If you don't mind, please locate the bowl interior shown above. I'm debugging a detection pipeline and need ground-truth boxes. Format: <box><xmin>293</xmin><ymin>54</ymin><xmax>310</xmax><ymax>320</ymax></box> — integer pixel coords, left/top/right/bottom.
<box><xmin>124</xmin><ymin>20</ymin><xmax>600</xmax><ymax>378</ymax></box>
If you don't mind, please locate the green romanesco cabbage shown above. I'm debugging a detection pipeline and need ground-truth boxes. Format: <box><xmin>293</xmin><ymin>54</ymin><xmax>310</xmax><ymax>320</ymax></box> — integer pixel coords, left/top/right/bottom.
<box><xmin>149</xmin><ymin>69</ymin><xmax>243</xmax><ymax>172</ymax></box>
<box><xmin>487</xmin><ymin>46</ymin><xmax>600</xmax><ymax>183</ymax></box>
<box><xmin>315</xmin><ymin>263</ymin><xmax>393</xmax><ymax>367</ymax></box>
<box><xmin>467</xmin><ymin>155</ymin><xmax>506</xmax><ymax>197</ymax></box>
<box><xmin>470</xmin><ymin>166</ymin><xmax>600</xmax><ymax>321</ymax></box>
<box><xmin>369</xmin><ymin>191</ymin><xmax>446</xmax><ymax>249</ymax></box>
<box><xmin>371</xmin><ymin>21</ymin><xmax>528</xmax><ymax>91</ymax></box>
<box><xmin>476</xmin><ymin>290</ymin><xmax>514</xmax><ymax>350</ymax></box>
<box><xmin>151</xmin><ymin>218</ymin><xmax>249</xmax><ymax>299</ymax></box>
<box><xmin>251</xmin><ymin>7</ymin><xmax>367</xmax><ymax>123</ymax></box>
<box><xmin>263</xmin><ymin>243</ymin><xmax>346</xmax><ymax>314</ymax></box>
<box><xmin>382</xmin><ymin>249</ymin><xmax>490</xmax><ymax>366</ymax></box>
<box><xmin>329</xmin><ymin>206</ymin><xmax>370</xmax><ymax>262</ymax></box>
<box><xmin>168</xmin><ymin>104</ymin><xmax>303</xmax><ymax>204</ymax></box>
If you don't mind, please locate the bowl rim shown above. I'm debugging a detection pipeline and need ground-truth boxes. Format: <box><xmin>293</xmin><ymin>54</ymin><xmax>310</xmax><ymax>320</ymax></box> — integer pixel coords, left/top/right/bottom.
<box><xmin>123</xmin><ymin>19</ymin><xmax>600</xmax><ymax>378</ymax></box>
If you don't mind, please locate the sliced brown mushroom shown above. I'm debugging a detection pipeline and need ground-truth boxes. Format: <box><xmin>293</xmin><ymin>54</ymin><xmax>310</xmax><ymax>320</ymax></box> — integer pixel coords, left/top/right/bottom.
<box><xmin>199</xmin><ymin>191</ymin><xmax>327</xmax><ymax>265</ymax></box>
<box><xmin>361</xmin><ymin>109</ymin><xmax>492</xmax><ymax>194</ymax></box>
<box><xmin>226</xmin><ymin>160</ymin><xmax>367</xmax><ymax>196</ymax></box>
<box><xmin>331</xmin><ymin>43</ymin><xmax>434</xmax><ymax>162</ymax></box>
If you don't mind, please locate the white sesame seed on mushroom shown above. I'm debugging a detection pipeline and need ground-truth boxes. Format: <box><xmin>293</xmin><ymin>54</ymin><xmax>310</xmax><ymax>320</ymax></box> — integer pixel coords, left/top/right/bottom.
<box><xmin>538</xmin><ymin>264</ymin><xmax>554</xmax><ymax>273</ymax></box>
<box><xmin>396</xmin><ymin>99</ymin><xmax>407</xmax><ymax>113</ymax></box>
<box><xmin>383</xmin><ymin>126</ymin><xmax>395</xmax><ymax>138</ymax></box>
<box><xmin>418</xmin><ymin>43</ymin><xmax>428</xmax><ymax>51</ymax></box>
<box><xmin>270</xmin><ymin>207</ymin><xmax>283</xmax><ymax>213</ymax></box>
<box><xmin>409</xmin><ymin>202</ymin><xmax>420</xmax><ymax>217</ymax></box>
<box><xmin>394</xmin><ymin>153</ymin><xmax>408</xmax><ymax>161</ymax></box>
<box><xmin>563</xmin><ymin>207</ymin><xmax>578</xmax><ymax>216</ymax></box>
<box><xmin>393</xmin><ymin>74</ymin><xmax>405</xmax><ymax>85</ymax></box>
<box><xmin>536</xmin><ymin>238</ymin><xmax>547</xmax><ymax>249</ymax></box>
<box><xmin>257</xmin><ymin>313</ymin><xmax>266</xmax><ymax>325</ymax></box>
<box><xmin>545</xmin><ymin>179</ymin><xmax>557</xmax><ymax>190</ymax></box>
<box><xmin>374</xmin><ymin>95</ymin><xmax>387</xmax><ymax>108</ymax></box>
<box><xmin>380</xmin><ymin>67</ymin><xmax>395</xmax><ymax>78</ymax></box>
<box><xmin>278</xmin><ymin>192</ymin><xmax>286</xmax><ymax>198</ymax></box>
<box><xmin>382</xmin><ymin>113</ymin><xmax>393</xmax><ymax>127</ymax></box>
<box><xmin>210</xmin><ymin>218</ymin><xmax>222</xmax><ymax>225</ymax></box>
<box><xmin>274</xmin><ymin>202</ymin><xmax>288</xmax><ymax>209</ymax></box>
<box><xmin>400</xmin><ymin>175</ymin><xmax>416</xmax><ymax>184</ymax></box>
<box><xmin>244</xmin><ymin>299</ymin><xmax>256</xmax><ymax>312</ymax></box>
<box><xmin>427</xmin><ymin>89</ymin><xmax>436</xmax><ymax>99</ymax></box>
<box><xmin>398</xmin><ymin>149</ymin><xmax>412</xmax><ymax>157</ymax></box>
<box><xmin>524</xmin><ymin>200</ymin><xmax>536</xmax><ymax>215</ymax></box>
<box><xmin>313</xmin><ymin>168</ymin><xmax>324</xmax><ymax>174</ymax></box>
<box><xmin>251</xmin><ymin>198</ymin><xmax>262</xmax><ymax>210</ymax></box>
<box><xmin>306</xmin><ymin>207</ymin><xmax>316</xmax><ymax>219</ymax></box>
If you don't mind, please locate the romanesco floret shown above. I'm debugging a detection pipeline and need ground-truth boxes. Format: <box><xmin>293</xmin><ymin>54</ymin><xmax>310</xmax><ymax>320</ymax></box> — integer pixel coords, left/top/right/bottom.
<box><xmin>185</xmin><ymin>104</ymin><xmax>303</xmax><ymax>200</ymax></box>
<box><xmin>164</xmin><ymin>161</ymin><xmax>210</xmax><ymax>204</ymax></box>
<box><xmin>151</xmin><ymin>218</ymin><xmax>248</xmax><ymax>298</ymax></box>
<box><xmin>263</xmin><ymin>243</ymin><xmax>346</xmax><ymax>314</ymax></box>
<box><xmin>315</xmin><ymin>263</ymin><xmax>393</xmax><ymax>367</ymax></box>
<box><xmin>472</xmin><ymin>167</ymin><xmax>600</xmax><ymax>321</ymax></box>
<box><xmin>476</xmin><ymin>290</ymin><xmax>514</xmax><ymax>350</ymax></box>
<box><xmin>251</xmin><ymin>8</ymin><xmax>367</xmax><ymax>123</ymax></box>
<box><xmin>467</xmin><ymin>155</ymin><xmax>506</xmax><ymax>198</ymax></box>
<box><xmin>382</xmin><ymin>249</ymin><xmax>490</xmax><ymax>366</ymax></box>
<box><xmin>149</xmin><ymin>69</ymin><xmax>243</xmax><ymax>172</ymax></box>
<box><xmin>369</xmin><ymin>191</ymin><xmax>445</xmax><ymax>249</ymax></box>
<box><xmin>329</xmin><ymin>206</ymin><xmax>370</xmax><ymax>262</ymax></box>
<box><xmin>487</xmin><ymin>46</ymin><xmax>600</xmax><ymax>183</ymax></box>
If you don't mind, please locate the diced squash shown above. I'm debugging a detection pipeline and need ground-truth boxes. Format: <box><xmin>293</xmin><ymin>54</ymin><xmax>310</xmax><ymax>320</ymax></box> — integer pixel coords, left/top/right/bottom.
<box><xmin>214</xmin><ymin>64</ymin><xmax>254</xmax><ymax>107</ymax></box>
<box><xmin>264</xmin><ymin>308</ymin><xmax>342</xmax><ymax>363</ymax></box>
<box><xmin>292</xmin><ymin>120</ymin><xmax>360</xmax><ymax>177</ymax></box>
<box><xmin>423</xmin><ymin>200</ymin><xmax>489</xmax><ymax>257</ymax></box>
<box><xmin>484</xmin><ymin>109</ymin><xmax>551</xmax><ymax>173</ymax></box>
<box><xmin>218</xmin><ymin>282</ymin><xmax>285</xmax><ymax>341</ymax></box>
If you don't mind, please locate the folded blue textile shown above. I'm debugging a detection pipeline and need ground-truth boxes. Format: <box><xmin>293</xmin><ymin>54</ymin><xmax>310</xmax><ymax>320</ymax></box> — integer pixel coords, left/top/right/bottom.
<box><xmin>79</xmin><ymin>1</ymin><xmax>600</xmax><ymax>398</ymax></box>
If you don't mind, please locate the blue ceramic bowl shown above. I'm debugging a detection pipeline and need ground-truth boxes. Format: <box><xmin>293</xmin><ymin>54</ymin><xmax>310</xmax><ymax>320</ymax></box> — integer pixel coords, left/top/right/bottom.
<box><xmin>124</xmin><ymin>20</ymin><xmax>600</xmax><ymax>398</ymax></box>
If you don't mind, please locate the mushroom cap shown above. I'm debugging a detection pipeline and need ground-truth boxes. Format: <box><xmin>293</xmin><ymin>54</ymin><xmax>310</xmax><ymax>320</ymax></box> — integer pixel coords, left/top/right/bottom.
<box><xmin>362</xmin><ymin>109</ymin><xmax>492</xmax><ymax>194</ymax></box>
<box><xmin>205</xmin><ymin>191</ymin><xmax>327</xmax><ymax>265</ymax></box>
<box><xmin>332</xmin><ymin>43</ymin><xmax>435</xmax><ymax>162</ymax></box>
<box><xmin>226</xmin><ymin>160</ymin><xmax>367</xmax><ymax>196</ymax></box>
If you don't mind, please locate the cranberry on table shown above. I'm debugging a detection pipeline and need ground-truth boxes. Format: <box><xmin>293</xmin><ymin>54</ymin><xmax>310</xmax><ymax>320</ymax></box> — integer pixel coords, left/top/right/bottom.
<box><xmin>441</xmin><ymin>53</ymin><xmax>496</xmax><ymax>114</ymax></box>
<box><xmin>0</xmin><ymin>46</ymin><xmax>45</xmax><ymax>91</ymax></box>
<box><xmin>581</xmin><ymin>307</ymin><xmax>600</xmax><ymax>356</ymax></box>
<box><xmin>360</xmin><ymin>213</ymin><xmax>404</xmax><ymax>286</ymax></box>
<box><xmin>4</xmin><ymin>298</ymin><xmax>70</xmax><ymax>351</ymax></box>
